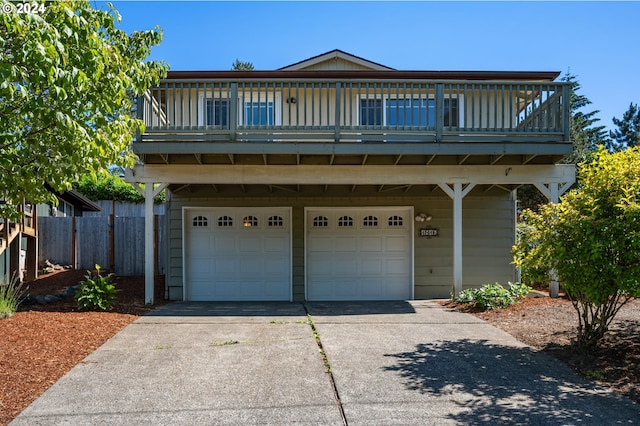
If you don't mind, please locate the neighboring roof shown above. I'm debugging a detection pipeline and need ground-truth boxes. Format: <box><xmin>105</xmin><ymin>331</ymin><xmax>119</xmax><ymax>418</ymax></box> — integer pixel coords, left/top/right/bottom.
<box><xmin>44</xmin><ymin>184</ymin><xmax>102</xmax><ymax>212</ymax></box>
<box><xmin>164</xmin><ymin>70</ymin><xmax>561</xmax><ymax>82</ymax></box>
<box><xmin>278</xmin><ymin>49</ymin><xmax>395</xmax><ymax>71</ymax></box>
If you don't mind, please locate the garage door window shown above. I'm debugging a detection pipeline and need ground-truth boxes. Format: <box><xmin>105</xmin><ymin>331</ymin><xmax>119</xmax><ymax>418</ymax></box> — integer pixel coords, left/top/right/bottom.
<box><xmin>268</xmin><ymin>216</ymin><xmax>284</xmax><ymax>227</ymax></box>
<box><xmin>313</xmin><ymin>216</ymin><xmax>329</xmax><ymax>227</ymax></box>
<box><xmin>193</xmin><ymin>216</ymin><xmax>208</xmax><ymax>227</ymax></box>
<box><xmin>388</xmin><ymin>215</ymin><xmax>404</xmax><ymax>227</ymax></box>
<box><xmin>338</xmin><ymin>216</ymin><xmax>354</xmax><ymax>227</ymax></box>
<box><xmin>218</xmin><ymin>216</ymin><xmax>233</xmax><ymax>227</ymax></box>
<box><xmin>243</xmin><ymin>216</ymin><xmax>258</xmax><ymax>227</ymax></box>
<box><xmin>363</xmin><ymin>215</ymin><xmax>378</xmax><ymax>227</ymax></box>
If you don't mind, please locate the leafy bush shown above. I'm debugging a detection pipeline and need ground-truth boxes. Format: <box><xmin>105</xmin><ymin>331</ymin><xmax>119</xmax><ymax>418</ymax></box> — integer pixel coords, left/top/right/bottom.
<box><xmin>75</xmin><ymin>265</ymin><xmax>119</xmax><ymax>311</ymax></box>
<box><xmin>455</xmin><ymin>282</ymin><xmax>531</xmax><ymax>310</ymax></box>
<box><xmin>508</xmin><ymin>282</ymin><xmax>532</xmax><ymax>299</ymax></box>
<box><xmin>0</xmin><ymin>275</ymin><xmax>26</xmax><ymax>319</ymax></box>
<box><xmin>74</xmin><ymin>174</ymin><xmax>165</xmax><ymax>203</ymax></box>
<box><xmin>514</xmin><ymin>147</ymin><xmax>640</xmax><ymax>348</ymax></box>
<box><xmin>514</xmin><ymin>221</ymin><xmax>549</xmax><ymax>286</ymax></box>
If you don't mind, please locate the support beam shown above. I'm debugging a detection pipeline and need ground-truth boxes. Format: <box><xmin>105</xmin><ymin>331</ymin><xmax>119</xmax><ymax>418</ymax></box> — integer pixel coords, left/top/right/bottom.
<box><xmin>134</xmin><ymin>182</ymin><xmax>168</xmax><ymax>305</ymax></box>
<box><xmin>129</xmin><ymin>164</ymin><xmax>576</xmax><ymax>186</ymax></box>
<box><xmin>438</xmin><ymin>182</ymin><xmax>476</xmax><ymax>297</ymax></box>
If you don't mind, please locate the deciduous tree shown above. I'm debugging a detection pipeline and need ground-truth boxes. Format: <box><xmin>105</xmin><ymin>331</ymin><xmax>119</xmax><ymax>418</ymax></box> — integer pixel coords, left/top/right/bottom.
<box><xmin>0</xmin><ymin>1</ymin><xmax>168</xmax><ymax>218</ymax></box>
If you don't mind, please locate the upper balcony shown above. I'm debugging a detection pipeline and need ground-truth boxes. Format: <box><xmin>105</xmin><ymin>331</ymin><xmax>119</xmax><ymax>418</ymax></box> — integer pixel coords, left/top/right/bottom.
<box><xmin>135</xmin><ymin>71</ymin><xmax>572</xmax><ymax>165</ymax></box>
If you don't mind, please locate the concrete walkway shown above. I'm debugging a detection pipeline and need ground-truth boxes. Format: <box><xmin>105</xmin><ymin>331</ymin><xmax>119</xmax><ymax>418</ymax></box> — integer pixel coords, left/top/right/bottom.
<box><xmin>11</xmin><ymin>301</ymin><xmax>640</xmax><ymax>425</ymax></box>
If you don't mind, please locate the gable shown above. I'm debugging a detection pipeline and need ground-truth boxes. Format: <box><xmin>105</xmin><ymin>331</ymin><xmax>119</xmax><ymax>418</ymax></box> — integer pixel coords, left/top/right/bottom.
<box><xmin>279</xmin><ymin>49</ymin><xmax>394</xmax><ymax>71</ymax></box>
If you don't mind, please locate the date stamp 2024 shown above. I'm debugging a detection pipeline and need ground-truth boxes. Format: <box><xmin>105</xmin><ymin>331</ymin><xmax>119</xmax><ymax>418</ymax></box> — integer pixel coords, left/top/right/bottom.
<box><xmin>2</xmin><ymin>2</ymin><xmax>46</xmax><ymax>14</ymax></box>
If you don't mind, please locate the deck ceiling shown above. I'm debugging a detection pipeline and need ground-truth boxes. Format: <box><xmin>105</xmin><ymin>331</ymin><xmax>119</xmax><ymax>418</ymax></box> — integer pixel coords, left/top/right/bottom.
<box><xmin>137</xmin><ymin>152</ymin><xmax>567</xmax><ymax>167</ymax></box>
<box><xmin>166</xmin><ymin>182</ymin><xmax>521</xmax><ymax>197</ymax></box>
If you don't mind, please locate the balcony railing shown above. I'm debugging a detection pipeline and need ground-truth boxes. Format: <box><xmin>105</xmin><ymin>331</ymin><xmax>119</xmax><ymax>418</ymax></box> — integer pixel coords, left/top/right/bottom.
<box><xmin>138</xmin><ymin>79</ymin><xmax>570</xmax><ymax>144</ymax></box>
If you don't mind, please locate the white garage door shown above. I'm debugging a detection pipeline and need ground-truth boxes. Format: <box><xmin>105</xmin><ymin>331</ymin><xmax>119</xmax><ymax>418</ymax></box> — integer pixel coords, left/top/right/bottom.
<box><xmin>184</xmin><ymin>207</ymin><xmax>291</xmax><ymax>301</ymax></box>
<box><xmin>306</xmin><ymin>207</ymin><xmax>413</xmax><ymax>301</ymax></box>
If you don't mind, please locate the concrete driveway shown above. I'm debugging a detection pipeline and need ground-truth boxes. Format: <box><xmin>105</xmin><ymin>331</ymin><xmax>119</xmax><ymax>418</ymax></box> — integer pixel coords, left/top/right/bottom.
<box><xmin>11</xmin><ymin>301</ymin><xmax>640</xmax><ymax>425</ymax></box>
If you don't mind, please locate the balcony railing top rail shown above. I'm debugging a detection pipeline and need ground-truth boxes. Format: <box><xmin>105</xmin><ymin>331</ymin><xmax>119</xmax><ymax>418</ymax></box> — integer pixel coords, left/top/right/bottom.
<box><xmin>138</xmin><ymin>79</ymin><xmax>571</xmax><ymax>144</ymax></box>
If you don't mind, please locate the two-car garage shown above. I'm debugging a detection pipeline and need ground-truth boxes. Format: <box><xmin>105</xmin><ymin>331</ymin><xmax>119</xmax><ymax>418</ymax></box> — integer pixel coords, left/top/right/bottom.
<box><xmin>183</xmin><ymin>206</ymin><xmax>413</xmax><ymax>301</ymax></box>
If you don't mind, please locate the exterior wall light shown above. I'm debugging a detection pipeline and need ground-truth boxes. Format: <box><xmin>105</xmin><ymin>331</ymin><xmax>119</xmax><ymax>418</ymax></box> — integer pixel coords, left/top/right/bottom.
<box><xmin>286</xmin><ymin>97</ymin><xmax>297</xmax><ymax>104</ymax></box>
<box><xmin>414</xmin><ymin>212</ymin><xmax>432</xmax><ymax>222</ymax></box>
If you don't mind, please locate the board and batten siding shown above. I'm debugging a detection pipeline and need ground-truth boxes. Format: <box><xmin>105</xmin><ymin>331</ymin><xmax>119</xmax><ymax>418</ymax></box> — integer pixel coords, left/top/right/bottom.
<box><xmin>166</xmin><ymin>191</ymin><xmax>516</xmax><ymax>300</ymax></box>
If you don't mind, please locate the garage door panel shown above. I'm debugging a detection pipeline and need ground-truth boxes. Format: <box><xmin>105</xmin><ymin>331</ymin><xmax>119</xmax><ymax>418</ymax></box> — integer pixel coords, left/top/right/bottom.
<box><xmin>214</xmin><ymin>236</ymin><xmax>237</xmax><ymax>252</ymax></box>
<box><xmin>384</xmin><ymin>236</ymin><xmax>410</xmax><ymax>252</ymax></box>
<box><xmin>239</xmin><ymin>235</ymin><xmax>264</xmax><ymax>252</ymax></box>
<box><xmin>386</xmin><ymin>257</ymin><xmax>410</xmax><ymax>274</ymax></box>
<box><xmin>265</xmin><ymin>258</ymin><xmax>289</xmax><ymax>275</ymax></box>
<box><xmin>264</xmin><ymin>236</ymin><xmax>288</xmax><ymax>252</ymax></box>
<box><xmin>334</xmin><ymin>259</ymin><xmax>358</xmax><ymax>274</ymax></box>
<box><xmin>334</xmin><ymin>237</ymin><xmax>357</xmax><ymax>252</ymax></box>
<box><xmin>359</xmin><ymin>237</ymin><xmax>382</xmax><ymax>252</ymax></box>
<box><xmin>307</xmin><ymin>207</ymin><xmax>412</xmax><ymax>301</ymax></box>
<box><xmin>361</xmin><ymin>258</ymin><xmax>383</xmax><ymax>274</ymax></box>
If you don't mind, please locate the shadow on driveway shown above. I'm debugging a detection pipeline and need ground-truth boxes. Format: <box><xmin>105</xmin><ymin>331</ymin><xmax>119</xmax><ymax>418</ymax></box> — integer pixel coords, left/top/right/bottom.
<box><xmin>384</xmin><ymin>338</ymin><xmax>639</xmax><ymax>424</ymax></box>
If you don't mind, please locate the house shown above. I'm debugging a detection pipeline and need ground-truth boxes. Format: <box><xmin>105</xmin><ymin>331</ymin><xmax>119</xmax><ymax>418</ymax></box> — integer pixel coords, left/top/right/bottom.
<box><xmin>0</xmin><ymin>190</ymin><xmax>101</xmax><ymax>282</ymax></box>
<box><xmin>127</xmin><ymin>50</ymin><xmax>575</xmax><ymax>304</ymax></box>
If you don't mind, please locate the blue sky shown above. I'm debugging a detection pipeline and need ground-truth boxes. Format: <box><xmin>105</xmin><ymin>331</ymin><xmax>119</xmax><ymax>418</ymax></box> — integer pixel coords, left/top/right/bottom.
<box><xmin>109</xmin><ymin>1</ymin><xmax>640</xmax><ymax>132</ymax></box>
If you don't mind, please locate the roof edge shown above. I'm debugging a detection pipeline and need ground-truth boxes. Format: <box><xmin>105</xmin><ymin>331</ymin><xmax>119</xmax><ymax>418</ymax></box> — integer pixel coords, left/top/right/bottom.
<box><xmin>164</xmin><ymin>70</ymin><xmax>561</xmax><ymax>81</ymax></box>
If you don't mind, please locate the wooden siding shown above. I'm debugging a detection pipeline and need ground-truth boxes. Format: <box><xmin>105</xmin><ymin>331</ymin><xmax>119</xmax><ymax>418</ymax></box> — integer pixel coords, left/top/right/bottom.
<box><xmin>166</xmin><ymin>190</ymin><xmax>515</xmax><ymax>300</ymax></box>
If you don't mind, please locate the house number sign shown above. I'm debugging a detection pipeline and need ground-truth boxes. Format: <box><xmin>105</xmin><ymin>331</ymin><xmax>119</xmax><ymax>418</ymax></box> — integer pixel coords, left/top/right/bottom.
<box><xmin>420</xmin><ymin>227</ymin><xmax>439</xmax><ymax>238</ymax></box>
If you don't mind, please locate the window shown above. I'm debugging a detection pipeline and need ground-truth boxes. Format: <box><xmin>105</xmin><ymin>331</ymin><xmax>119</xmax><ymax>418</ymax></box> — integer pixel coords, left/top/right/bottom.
<box><xmin>360</xmin><ymin>98</ymin><xmax>459</xmax><ymax>127</ymax></box>
<box><xmin>388</xmin><ymin>215</ymin><xmax>404</xmax><ymax>227</ymax></box>
<box><xmin>313</xmin><ymin>216</ymin><xmax>329</xmax><ymax>227</ymax></box>
<box><xmin>363</xmin><ymin>215</ymin><xmax>378</xmax><ymax>227</ymax></box>
<box><xmin>360</xmin><ymin>99</ymin><xmax>383</xmax><ymax>126</ymax></box>
<box><xmin>242</xmin><ymin>215</ymin><xmax>258</xmax><ymax>227</ymax></box>
<box><xmin>245</xmin><ymin>101</ymin><xmax>274</xmax><ymax>126</ymax></box>
<box><xmin>387</xmin><ymin>99</ymin><xmax>433</xmax><ymax>127</ymax></box>
<box><xmin>268</xmin><ymin>216</ymin><xmax>284</xmax><ymax>227</ymax></box>
<box><xmin>193</xmin><ymin>216</ymin><xmax>208</xmax><ymax>227</ymax></box>
<box><xmin>338</xmin><ymin>216</ymin><xmax>353</xmax><ymax>227</ymax></box>
<box><xmin>205</xmin><ymin>99</ymin><xmax>229</xmax><ymax>126</ymax></box>
<box><xmin>218</xmin><ymin>215</ymin><xmax>233</xmax><ymax>227</ymax></box>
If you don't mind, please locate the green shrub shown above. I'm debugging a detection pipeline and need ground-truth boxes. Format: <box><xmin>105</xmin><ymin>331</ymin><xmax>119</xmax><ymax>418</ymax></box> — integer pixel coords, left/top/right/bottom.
<box><xmin>0</xmin><ymin>275</ymin><xmax>26</xmax><ymax>319</ymax></box>
<box><xmin>455</xmin><ymin>282</ymin><xmax>531</xmax><ymax>310</ymax></box>
<box><xmin>75</xmin><ymin>265</ymin><xmax>119</xmax><ymax>311</ymax></box>
<box><xmin>508</xmin><ymin>282</ymin><xmax>532</xmax><ymax>299</ymax></box>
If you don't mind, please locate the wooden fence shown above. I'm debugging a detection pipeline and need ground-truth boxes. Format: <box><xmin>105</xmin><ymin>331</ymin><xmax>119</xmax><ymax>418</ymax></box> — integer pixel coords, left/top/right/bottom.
<box><xmin>38</xmin><ymin>203</ymin><xmax>165</xmax><ymax>276</ymax></box>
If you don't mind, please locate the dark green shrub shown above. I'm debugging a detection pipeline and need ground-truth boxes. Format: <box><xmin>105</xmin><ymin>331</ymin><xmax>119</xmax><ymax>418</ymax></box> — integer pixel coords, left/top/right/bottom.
<box><xmin>455</xmin><ymin>282</ymin><xmax>532</xmax><ymax>310</ymax></box>
<box><xmin>75</xmin><ymin>265</ymin><xmax>119</xmax><ymax>311</ymax></box>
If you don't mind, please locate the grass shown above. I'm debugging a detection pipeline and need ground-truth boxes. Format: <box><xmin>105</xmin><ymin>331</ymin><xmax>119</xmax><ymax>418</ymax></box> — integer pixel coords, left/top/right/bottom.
<box><xmin>0</xmin><ymin>275</ymin><xmax>26</xmax><ymax>319</ymax></box>
<box><xmin>210</xmin><ymin>340</ymin><xmax>240</xmax><ymax>347</ymax></box>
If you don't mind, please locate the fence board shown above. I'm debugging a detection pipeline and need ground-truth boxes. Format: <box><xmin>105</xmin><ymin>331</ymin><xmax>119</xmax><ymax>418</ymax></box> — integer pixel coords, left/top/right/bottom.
<box><xmin>85</xmin><ymin>201</ymin><xmax>165</xmax><ymax>217</ymax></box>
<box><xmin>38</xmin><ymin>217</ymin><xmax>73</xmax><ymax>266</ymax></box>
<box><xmin>39</xmin><ymin>214</ymin><xmax>165</xmax><ymax>276</ymax></box>
<box><xmin>76</xmin><ymin>217</ymin><xmax>110</xmax><ymax>270</ymax></box>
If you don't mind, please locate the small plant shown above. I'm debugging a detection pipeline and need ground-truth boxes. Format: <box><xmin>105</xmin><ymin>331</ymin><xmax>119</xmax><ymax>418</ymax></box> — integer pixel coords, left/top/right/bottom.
<box><xmin>75</xmin><ymin>265</ymin><xmax>119</xmax><ymax>311</ymax></box>
<box><xmin>455</xmin><ymin>282</ymin><xmax>531</xmax><ymax>310</ymax></box>
<box><xmin>508</xmin><ymin>282</ymin><xmax>532</xmax><ymax>299</ymax></box>
<box><xmin>0</xmin><ymin>274</ymin><xmax>26</xmax><ymax>319</ymax></box>
<box><xmin>210</xmin><ymin>340</ymin><xmax>239</xmax><ymax>346</ymax></box>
